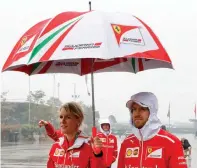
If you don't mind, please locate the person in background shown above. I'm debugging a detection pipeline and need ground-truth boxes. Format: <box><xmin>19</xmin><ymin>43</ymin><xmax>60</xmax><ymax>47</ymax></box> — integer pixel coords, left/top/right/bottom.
<box><xmin>181</xmin><ymin>138</ymin><xmax>192</xmax><ymax>158</ymax></box>
<box><xmin>181</xmin><ymin>137</ymin><xmax>192</xmax><ymax>167</ymax></box>
<box><xmin>43</xmin><ymin>102</ymin><xmax>105</xmax><ymax>168</ymax></box>
<box><xmin>161</xmin><ymin>125</ymin><xmax>167</xmax><ymax>131</ymax></box>
<box><xmin>118</xmin><ymin>92</ymin><xmax>187</xmax><ymax>168</ymax></box>
<box><xmin>97</xmin><ymin>119</ymin><xmax>118</xmax><ymax>168</ymax></box>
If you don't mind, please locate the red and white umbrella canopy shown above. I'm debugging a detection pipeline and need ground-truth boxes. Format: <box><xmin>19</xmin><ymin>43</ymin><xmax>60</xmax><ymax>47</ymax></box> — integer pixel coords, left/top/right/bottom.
<box><xmin>2</xmin><ymin>11</ymin><xmax>173</xmax><ymax>75</ymax></box>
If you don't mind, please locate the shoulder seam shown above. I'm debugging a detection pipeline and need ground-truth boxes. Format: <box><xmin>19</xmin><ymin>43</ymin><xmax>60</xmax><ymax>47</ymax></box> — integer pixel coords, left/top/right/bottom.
<box><xmin>156</xmin><ymin>134</ymin><xmax>175</xmax><ymax>143</ymax></box>
<box><xmin>123</xmin><ymin>135</ymin><xmax>136</xmax><ymax>142</ymax></box>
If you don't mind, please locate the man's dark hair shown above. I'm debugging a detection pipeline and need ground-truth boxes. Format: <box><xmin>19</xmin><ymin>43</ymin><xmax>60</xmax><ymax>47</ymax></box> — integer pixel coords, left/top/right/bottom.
<box><xmin>182</xmin><ymin>139</ymin><xmax>191</xmax><ymax>150</ymax></box>
<box><xmin>161</xmin><ymin>125</ymin><xmax>167</xmax><ymax>130</ymax></box>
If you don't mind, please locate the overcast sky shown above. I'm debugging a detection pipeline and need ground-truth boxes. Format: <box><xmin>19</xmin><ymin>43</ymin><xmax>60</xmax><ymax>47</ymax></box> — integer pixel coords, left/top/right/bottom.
<box><xmin>1</xmin><ymin>0</ymin><xmax>197</xmax><ymax>123</ymax></box>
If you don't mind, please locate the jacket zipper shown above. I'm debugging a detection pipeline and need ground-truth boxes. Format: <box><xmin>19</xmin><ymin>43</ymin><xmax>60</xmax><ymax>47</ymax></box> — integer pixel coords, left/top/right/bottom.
<box><xmin>106</xmin><ymin>135</ymin><xmax>109</xmax><ymax>165</ymax></box>
<box><xmin>63</xmin><ymin>151</ymin><xmax>67</xmax><ymax>167</ymax></box>
<box><xmin>139</xmin><ymin>130</ymin><xmax>143</xmax><ymax>168</ymax></box>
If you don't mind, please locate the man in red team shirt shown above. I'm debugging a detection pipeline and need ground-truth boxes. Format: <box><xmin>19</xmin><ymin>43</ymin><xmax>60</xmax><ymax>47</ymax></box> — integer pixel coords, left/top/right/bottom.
<box><xmin>118</xmin><ymin>92</ymin><xmax>187</xmax><ymax>168</ymax></box>
<box><xmin>97</xmin><ymin>119</ymin><xmax>118</xmax><ymax>168</ymax></box>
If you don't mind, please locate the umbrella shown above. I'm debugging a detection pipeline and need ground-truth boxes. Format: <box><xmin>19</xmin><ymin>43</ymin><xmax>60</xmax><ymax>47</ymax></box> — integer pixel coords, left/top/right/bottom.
<box><xmin>2</xmin><ymin>6</ymin><xmax>173</xmax><ymax>128</ymax></box>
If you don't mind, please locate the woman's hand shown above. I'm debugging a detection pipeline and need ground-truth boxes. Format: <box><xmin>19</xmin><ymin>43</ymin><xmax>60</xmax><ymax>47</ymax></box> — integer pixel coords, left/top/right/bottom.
<box><xmin>38</xmin><ymin>120</ymin><xmax>48</xmax><ymax>127</ymax></box>
<box><xmin>92</xmin><ymin>136</ymin><xmax>103</xmax><ymax>155</ymax></box>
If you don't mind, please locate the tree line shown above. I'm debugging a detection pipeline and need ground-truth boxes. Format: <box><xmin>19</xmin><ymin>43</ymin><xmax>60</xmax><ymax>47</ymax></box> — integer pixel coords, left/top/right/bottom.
<box><xmin>1</xmin><ymin>90</ymin><xmax>100</xmax><ymax>137</ymax></box>
<box><xmin>1</xmin><ymin>90</ymin><xmax>119</xmax><ymax>139</ymax></box>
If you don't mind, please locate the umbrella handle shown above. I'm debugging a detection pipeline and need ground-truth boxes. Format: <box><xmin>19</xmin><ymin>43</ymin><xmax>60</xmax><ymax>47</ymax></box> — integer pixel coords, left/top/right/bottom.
<box><xmin>92</xmin><ymin>126</ymin><xmax>102</xmax><ymax>154</ymax></box>
<box><xmin>92</xmin><ymin>126</ymin><xmax>97</xmax><ymax>137</ymax></box>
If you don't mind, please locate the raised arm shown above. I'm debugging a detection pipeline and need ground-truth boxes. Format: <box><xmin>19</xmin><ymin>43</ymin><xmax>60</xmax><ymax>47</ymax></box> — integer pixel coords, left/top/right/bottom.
<box><xmin>39</xmin><ymin>120</ymin><xmax>62</xmax><ymax>141</ymax></box>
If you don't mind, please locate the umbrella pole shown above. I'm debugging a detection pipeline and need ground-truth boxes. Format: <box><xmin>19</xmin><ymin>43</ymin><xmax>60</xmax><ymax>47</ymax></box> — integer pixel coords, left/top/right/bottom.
<box><xmin>89</xmin><ymin>1</ymin><xmax>92</xmax><ymax>11</ymax></box>
<box><xmin>28</xmin><ymin>76</ymin><xmax>31</xmax><ymax>124</ymax></box>
<box><xmin>89</xmin><ymin>1</ymin><xmax>96</xmax><ymax>127</ymax></box>
<box><xmin>91</xmin><ymin>60</ymin><xmax>96</xmax><ymax>127</ymax></box>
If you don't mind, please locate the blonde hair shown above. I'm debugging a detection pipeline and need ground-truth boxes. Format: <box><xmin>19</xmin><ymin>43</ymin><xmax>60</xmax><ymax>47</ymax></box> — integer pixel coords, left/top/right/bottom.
<box><xmin>60</xmin><ymin>102</ymin><xmax>84</xmax><ymax>125</ymax></box>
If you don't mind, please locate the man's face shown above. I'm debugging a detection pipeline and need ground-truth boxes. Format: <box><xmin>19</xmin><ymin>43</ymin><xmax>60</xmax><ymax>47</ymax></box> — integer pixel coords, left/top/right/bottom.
<box><xmin>130</xmin><ymin>102</ymin><xmax>150</xmax><ymax>129</ymax></box>
<box><xmin>101</xmin><ymin>123</ymin><xmax>110</xmax><ymax>131</ymax></box>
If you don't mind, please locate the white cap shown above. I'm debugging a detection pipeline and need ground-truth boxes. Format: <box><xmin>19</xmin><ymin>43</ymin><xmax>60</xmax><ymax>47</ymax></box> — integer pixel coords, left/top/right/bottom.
<box><xmin>99</xmin><ymin>118</ymin><xmax>110</xmax><ymax>125</ymax></box>
<box><xmin>126</xmin><ymin>92</ymin><xmax>158</xmax><ymax>112</ymax></box>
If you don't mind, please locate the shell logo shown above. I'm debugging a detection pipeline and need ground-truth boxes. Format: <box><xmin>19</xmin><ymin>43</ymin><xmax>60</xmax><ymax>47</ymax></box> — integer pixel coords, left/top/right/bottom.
<box><xmin>126</xmin><ymin>149</ymin><xmax>132</xmax><ymax>156</ymax></box>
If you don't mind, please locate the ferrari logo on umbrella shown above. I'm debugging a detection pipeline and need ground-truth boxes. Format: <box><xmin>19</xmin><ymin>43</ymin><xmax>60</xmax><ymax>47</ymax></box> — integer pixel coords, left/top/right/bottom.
<box><xmin>20</xmin><ymin>36</ymin><xmax>27</xmax><ymax>46</ymax></box>
<box><xmin>113</xmin><ymin>25</ymin><xmax>121</xmax><ymax>34</ymax></box>
<box><xmin>111</xmin><ymin>24</ymin><xmax>139</xmax><ymax>45</ymax></box>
